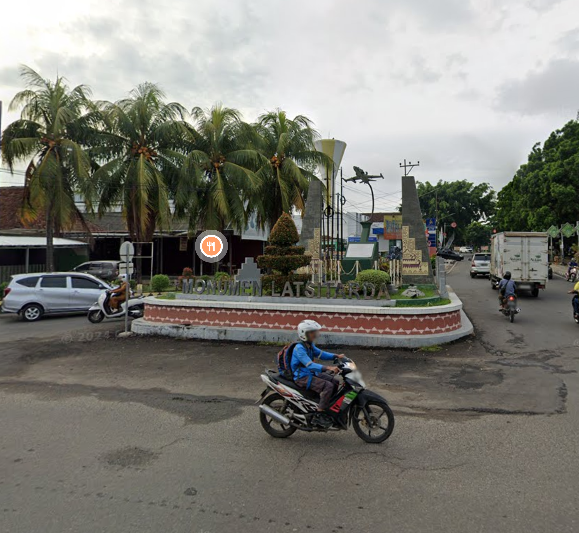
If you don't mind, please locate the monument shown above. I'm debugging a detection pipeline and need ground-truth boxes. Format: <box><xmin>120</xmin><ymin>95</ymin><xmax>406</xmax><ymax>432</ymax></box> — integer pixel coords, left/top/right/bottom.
<box><xmin>299</xmin><ymin>138</ymin><xmax>347</xmax><ymax>253</ymax></box>
<box><xmin>400</xmin><ymin>161</ymin><xmax>435</xmax><ymax>285</ymax></box>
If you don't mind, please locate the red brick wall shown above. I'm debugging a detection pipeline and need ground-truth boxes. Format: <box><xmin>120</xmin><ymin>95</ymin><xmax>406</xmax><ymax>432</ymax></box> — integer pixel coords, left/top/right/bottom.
<box><xmin>144</xmin><ymin>304</ymin><xmax>462</xmax><ymax>336</ymax></box>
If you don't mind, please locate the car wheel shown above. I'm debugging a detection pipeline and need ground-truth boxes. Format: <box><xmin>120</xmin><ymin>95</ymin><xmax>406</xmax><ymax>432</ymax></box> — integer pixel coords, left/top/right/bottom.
<box><xmin>21</xmin><ymin>303</ymin><xmax>44</xmax><ymax>322</ymax></box>
<box><xmin>470</xmin><ymin>273</ymin><xmax>476</xmax><ymax>278</ymax></box>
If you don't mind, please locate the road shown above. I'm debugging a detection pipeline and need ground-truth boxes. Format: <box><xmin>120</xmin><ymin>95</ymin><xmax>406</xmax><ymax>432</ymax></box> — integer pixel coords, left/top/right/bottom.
<box><xmin>1</xmin><ymin>268</ymin><xmax>578</xmax><ymax>533</ymax></box>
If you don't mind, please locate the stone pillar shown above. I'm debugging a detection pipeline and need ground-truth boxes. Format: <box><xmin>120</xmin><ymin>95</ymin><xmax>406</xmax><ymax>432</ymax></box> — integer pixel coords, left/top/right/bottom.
<box><xmin>299</xmin><ymin>178</ymin><xmax>323</xmax><ymax>257</ymax></box>
<box><xmin>401</xmin><ymin>175</ymin><xmax>435</xmax><ymax>285</ymax></box>
<box><xmin>437</xmin><ymin>256</ymin><xmax>448</xmax><ymax>298</ymax></box>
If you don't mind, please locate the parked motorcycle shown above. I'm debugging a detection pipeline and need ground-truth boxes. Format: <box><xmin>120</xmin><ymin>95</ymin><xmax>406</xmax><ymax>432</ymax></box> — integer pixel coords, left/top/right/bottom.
<box><xmin>566</xmin><ymin>267</ymin><xmax>578</xmax><ymax>282</ymax></box>
<box><xmin>500</xmin><ymin>294</ymin><xmax>520</xmax><ymax>323</ymax></box>
<box><xmin>258</xmin><ymin>358</ymin><xmax>395</xmax><ymax>443</ymax></box>
<box><xmin>571</xmin><ymin>292</ymin><xmax>579</xmax><ymax>325</ymax></box>
<box><xmin>87</xmin><ymin>291</ymin><xmax>144</xmax><ymax>323</ymax></box>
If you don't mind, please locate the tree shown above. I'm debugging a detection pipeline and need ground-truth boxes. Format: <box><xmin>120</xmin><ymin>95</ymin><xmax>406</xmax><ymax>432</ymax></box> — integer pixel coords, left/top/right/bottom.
<box><xmin>1</xmin><ymin>66</ymin><xmax>95</xmax><ymax>271</ymax></box>
<box><xmin>251</xmin><ymin>110</ymin><xmax>329</xmax><ymax>229</ymax></box>
<box><xmin>92</xmin><ymin>83</ymin><xmax>189</xmax><ymax>279</ymax></box>
<box><xmin>176</xmin><ymin>104</ymin><xmax>263</xmax><ymax>232</ymax></box>
<box><xmin>417</xmin><ymin>180</ymin><xmax>496</xmax><ymax>244</ymax></box>
<box><xmin>495</xmin><ymin>120</ymin><xmax>579</xmax><ymax>231</ymax></box>
<box><xmin>464</xmin><ymin>221</ymin><xmax>492</xmax><ymax>249</ymax></box>
<box><xmin>257</xmin><ymin>212</ymin><xmax>311</xmax><ymax>293</ymax></box>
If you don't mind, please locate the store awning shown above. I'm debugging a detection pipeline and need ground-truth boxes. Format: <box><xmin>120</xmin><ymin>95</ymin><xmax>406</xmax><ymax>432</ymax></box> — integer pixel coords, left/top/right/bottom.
<box><xmin>0</xmin><ymin>236</ymin><xmax>88</xmax><ymax>248</ymax></box>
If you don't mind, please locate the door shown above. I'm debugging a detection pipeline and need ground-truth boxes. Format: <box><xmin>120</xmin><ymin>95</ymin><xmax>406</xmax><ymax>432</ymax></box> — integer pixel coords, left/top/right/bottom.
<box><xmin>38</xmin><ymin>275</ymin><xmax>70</xmax><ymax>311</ymax></box>
<box><xmin>70</xmin><ymin>276</ymin><xmax>106</xmax><ymax>310</ymax></box>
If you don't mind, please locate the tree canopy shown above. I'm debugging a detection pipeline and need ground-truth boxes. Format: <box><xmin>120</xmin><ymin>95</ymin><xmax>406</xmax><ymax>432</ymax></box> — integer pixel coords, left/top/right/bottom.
<box><xmin>417</xmin><ymin>179</ymin><xmax>496</xmax><ymax>243</ymax></box>
<box><xmin>495</xmin><ymin>120</ymin><xmax>579</xmax><ymax>231</ymax></box>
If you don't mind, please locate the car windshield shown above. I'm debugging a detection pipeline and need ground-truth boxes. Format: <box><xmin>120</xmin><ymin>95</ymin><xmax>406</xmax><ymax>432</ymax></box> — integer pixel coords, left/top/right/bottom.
<box><xmin>474</xmin><ymin>254</ymin><xmax>490</xmax><ymax>261</ymax></box>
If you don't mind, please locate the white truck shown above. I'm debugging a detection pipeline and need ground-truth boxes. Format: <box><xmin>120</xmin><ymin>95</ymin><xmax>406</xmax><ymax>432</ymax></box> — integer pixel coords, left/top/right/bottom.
<box><xmin>490</xmin><ymin>232</ymin><xmax>549</xmax><ymax>297</ymax></box>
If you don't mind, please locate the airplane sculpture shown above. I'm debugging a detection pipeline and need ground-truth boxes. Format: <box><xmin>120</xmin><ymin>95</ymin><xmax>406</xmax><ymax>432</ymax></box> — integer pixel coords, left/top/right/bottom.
<box><xmin>344</xmin><ymin>166</ymin><xmax>384</xmax><ymax>214</ymax></box>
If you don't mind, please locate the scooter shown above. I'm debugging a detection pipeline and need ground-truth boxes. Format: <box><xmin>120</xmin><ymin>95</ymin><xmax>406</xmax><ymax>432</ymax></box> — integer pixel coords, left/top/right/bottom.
<box><xmin>500</xmin><ymin>294</ymin><xmax>520</xmax><ymax>323</ymax></box>
<box><xmin>567</xmin><ymin>266</ymin><xmax>578</xmax><ymax>282</ymax></box>
<box><xmin>258</xmin><ymin>358</ymin><xmax>395</xmax><ymax>444</ymax></box>
<box><xmin>87</xmin><ymin>291</ymin><xmax>144</xmax><ymax>323</ymax></box>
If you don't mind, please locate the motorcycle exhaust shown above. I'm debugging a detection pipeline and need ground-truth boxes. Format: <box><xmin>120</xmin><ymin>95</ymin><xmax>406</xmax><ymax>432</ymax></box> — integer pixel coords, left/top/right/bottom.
<box><xmin>259</xmin><ymin>404</ymin><xmax>290</xmax><ymax>425</ymax></box>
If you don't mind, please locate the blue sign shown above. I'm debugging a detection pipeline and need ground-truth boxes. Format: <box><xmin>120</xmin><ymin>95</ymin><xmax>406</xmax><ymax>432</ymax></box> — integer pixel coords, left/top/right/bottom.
<box><xmin>425</xmin><ymin>217</ymin><xmax>436</xmax><ymax>231</ymax></box>
<box><xmin>348</xmin><ymin>236</ymin><xmax>378</xmax><ymax>243</ymax></box>
<box><xmin>426</xmin><ymin>217</ymin><xmax>437</xmax><ymax>247</ymax></box>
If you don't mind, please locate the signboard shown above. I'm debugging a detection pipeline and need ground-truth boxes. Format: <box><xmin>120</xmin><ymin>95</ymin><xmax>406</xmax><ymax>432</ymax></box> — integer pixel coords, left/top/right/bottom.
<box><xmin>384</xmin><ymin>214</ymin><xmax>402</xmax><ymax>240</ymax></box>
<box><xmin>561</xmin><ymin>222</ymin><xmax>575</xmax><ymax>238</ymax></box>
<box><xmin>119</xmin><ymin>241</ymin><xmax>135</xmax><ymax>261</ymax></box>
<box><xmin>547</xmin><ymin>225</ymin><xmax>559</xmax><ymax>238</ymax></box>
<box><xmin>348</xmin><ymin>236</ymin><xmax>378</xmax><ymax>243</ymax></box>
<box><xmin>119</xmin><ymin>262</ymin><xmax>134</xmax><ymax>275</ymax></box>
<box><xmin>425</xmin><ymin>217</ymin><xmax>437</xmax><ymax>248</ymax></box>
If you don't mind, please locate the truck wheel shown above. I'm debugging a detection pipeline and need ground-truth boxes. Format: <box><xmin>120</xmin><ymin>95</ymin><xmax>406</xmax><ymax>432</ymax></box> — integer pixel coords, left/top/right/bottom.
<box><xmin>531</xmin><ymin>286</ymin><xmax>539</xmax><ymax>297</ymax></box>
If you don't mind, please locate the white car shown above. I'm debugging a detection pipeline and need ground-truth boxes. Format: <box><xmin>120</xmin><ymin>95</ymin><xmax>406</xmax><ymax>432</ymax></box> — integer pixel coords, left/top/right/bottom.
<box><xmin>2</xmin><ymin>272</ymin><xmax>111</xmax><ymax>322</ymax></box>
<box><xmin>459</xmin><ymin>246</ymin><xmax>473</xmax><ymax>253</ymax></box>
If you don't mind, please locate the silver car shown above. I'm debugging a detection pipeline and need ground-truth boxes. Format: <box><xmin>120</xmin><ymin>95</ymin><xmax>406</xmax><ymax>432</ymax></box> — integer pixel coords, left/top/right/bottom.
<box><xmin>1</xmin><ymin>272</ymin><xmax>111</xmax><ymax>322</ymax></box>
<box><xmin>470</xmin><ymin>253</ymin><xmax>491</xmax><ymax>278</ymax></box>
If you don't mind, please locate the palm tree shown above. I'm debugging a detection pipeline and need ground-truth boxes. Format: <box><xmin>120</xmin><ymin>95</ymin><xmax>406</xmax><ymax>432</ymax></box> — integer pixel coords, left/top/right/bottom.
<box><xmin>1</xmin><ymin>66</ymin><xmax>95</xmax><ymax>271</ymax></box>
<box><xmin>92</xmin><ymin>83</ymin><xmax>189</xmax><ymax>278</ymax></box>
<box><xmin>251</xmin><ymin>110</ymin><xmax>330</xmax><ymax>229</ymax></box>
<box><xmin>175</xmin><ymin>104</ymin><xmax>263</xmax><ymax>232</ymax></box>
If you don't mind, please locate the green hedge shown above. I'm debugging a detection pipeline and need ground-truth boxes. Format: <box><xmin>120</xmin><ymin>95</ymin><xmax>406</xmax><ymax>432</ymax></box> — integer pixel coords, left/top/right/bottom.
<box><xmin>355</xmin><ymin>269</ymin><xmax>390</xmax><ymax>286</ymax></box>
<box><xmin>151</xmin><ymin>274</ymin><xmax>171</xmax><ymax>292</ymax></box>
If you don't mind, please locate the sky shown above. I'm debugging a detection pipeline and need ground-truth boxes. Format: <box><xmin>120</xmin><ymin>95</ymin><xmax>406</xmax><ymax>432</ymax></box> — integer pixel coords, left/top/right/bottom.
<box><xmin>1</xmin><ymin>0</ymin><xmax>578</xmax><ymax>213</ymax></box>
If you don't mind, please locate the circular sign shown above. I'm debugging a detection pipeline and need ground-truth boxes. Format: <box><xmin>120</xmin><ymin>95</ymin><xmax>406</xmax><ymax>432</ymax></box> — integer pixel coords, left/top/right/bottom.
<box><xmin>195</xmin><ymin>230</ymin><xmax>228</xmax><ymax>263</ymax></box>
<box><xmin>324</xmin><ymin>206</ymin><xmax>334</xmax><ymax>217</ymax></box>
<box><xmin>451</xmin><ymin>222</ymin><xmax>457</xmax><ymax>228</ymax></box>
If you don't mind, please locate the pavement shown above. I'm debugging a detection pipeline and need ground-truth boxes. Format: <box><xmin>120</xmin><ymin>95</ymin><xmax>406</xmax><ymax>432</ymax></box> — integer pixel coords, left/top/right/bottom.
<box><xmin>1</xmin><ymin>261</ymin><xmax>579</xmax><ymax>533</ymax></box>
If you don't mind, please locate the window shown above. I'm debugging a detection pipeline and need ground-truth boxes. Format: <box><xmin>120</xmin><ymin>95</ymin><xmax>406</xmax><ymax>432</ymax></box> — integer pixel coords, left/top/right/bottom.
<box><xmin>474</xmin><ymin>254</ymin><xmax>490</xmax><ymax>261</ymax></box>
<box><xmin>71</xmin><ymin>277</ymin><xmax>101</xmax><ymax>290</ymax></box>
<box><xmin>40</xmin><ymin>276</ymin><xmax>67</xmax><ymax>288</ymax></box>
<box><xmin>74</xmin><ymin>263</ymin><xmax>90</xmax><ymax>271</ymax></box>
<box><xmin>16</xmin><ymin>276</ymin><xmax>39</xmax><ymax>288</ymax></box>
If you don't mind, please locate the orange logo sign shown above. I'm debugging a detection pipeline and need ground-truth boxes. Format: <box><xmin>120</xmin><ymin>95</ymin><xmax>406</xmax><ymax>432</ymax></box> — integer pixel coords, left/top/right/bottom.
<box><xmin>200</xmin><ymin>235</ymin><xmax>223</xmax><ymax>258</ymax></box>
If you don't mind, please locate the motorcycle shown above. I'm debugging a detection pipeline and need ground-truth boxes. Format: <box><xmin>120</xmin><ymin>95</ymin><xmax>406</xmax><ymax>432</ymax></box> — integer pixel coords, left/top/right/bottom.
<box><xmin>572</xmin><ymin>292</ymin><xmax>579</xmax><ymax>325</ymax></box>
<box><xmin>566</xmin><ymin>267</ymin><xmax>577</xmax><ymax>282</ymax></box>
<box><xmin>500</xmin><ymin>294</ymin><xmax>520</xmax><ymax>323</ymax></box>
<box><xmin>87</xmin><ymin>291</ymin><xmax>145</xmax><ymax>323</ymax></box>
<box><xmin>258</xmin><ymin>358</ymin><xmax>395</xmax><ymax>444</ymax></box>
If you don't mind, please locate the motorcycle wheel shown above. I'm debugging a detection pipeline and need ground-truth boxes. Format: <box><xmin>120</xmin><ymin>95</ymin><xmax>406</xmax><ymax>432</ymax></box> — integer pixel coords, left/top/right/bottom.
<box><xmin>259</xmin><ymin>393</ymin><xmax>297</xmax><ymax>438</ymax></box>
<box><xmin>352</xmin><ymin>400</ymin><xmax>395</xmax><ymax>444</ymax></box>
<box><xmin>88</xmin><ymin>310</ymin><xmax>105</xmax><ymax>323</ymax></box>
<box><xmin>510</xmin><ymin>311</ymin><xmax>515</xmax><ymax>323</ymax></box>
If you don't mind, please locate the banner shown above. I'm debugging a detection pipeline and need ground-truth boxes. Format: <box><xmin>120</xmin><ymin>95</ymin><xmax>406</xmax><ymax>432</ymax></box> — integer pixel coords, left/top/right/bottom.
<box><xmin>384</xmin><ymin>214</ymin><xmax>403</xmax><ymax>240</ymax></box>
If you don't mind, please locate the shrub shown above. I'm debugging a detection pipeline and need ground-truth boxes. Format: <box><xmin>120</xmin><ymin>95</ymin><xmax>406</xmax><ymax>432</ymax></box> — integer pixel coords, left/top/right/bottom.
<box><xmin>214</xmin><ymin>271</ymin><xmax>231</xmax><ymax>283</ymax></box>
<box><xmin>151</xmin><ymin>274</ymin><xmax>171</xmax><ymax>292</ymax></box>
<box><xmin>182</xmin><ymin>267</ymin><xmax>193</xmax><ymax>277</ymax></box>
<box><xmin>0</xmin><ymin>281</ymin><xmax>7</xmax><ymax>297</ymax></box>
<box><xmin>355</xmin><ymin>269</ymin><xmax>390</xmax><ymax>286</ymax></box>
<box><xmin>267</xmin><ymin>212</ymin><xmax>300</xmax><ymax>247</ymax></box>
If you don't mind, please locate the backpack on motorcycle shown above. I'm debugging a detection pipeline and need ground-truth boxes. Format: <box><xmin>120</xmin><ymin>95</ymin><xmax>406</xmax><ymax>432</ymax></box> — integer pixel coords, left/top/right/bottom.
<box><xmin>276</xmin><ymin>342</ymin><xmax>302</xmax><ymax>380</ymax></box>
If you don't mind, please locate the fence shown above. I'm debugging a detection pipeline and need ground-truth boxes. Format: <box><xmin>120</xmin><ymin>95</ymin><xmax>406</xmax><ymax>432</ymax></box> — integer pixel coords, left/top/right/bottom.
<box><xmin>0</xmin><ymin>264</ymin><xmax>45</xmax><ymax>283</ymax></box>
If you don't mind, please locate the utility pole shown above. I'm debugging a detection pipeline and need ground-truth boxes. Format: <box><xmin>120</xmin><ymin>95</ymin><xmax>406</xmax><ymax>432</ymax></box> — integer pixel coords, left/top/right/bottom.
<box><xmin>399</xmin><ymin>159</ymin><xmax>420</xmax><ymax>177</ymax></box>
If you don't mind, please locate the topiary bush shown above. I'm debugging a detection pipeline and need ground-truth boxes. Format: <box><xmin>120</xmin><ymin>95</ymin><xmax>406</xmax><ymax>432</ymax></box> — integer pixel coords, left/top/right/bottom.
<box><xmin>355</xmin><ymin>269</ymin><xmax>390</xmax><ymax>286</ymax></box>
<box><xmin>257</xmin><ymin>212</ymin><xmax>311</xmax><ymax>292</ymax></box>
<box><xmin>151</xmin><ymin>274</ymin><xmax>171</xmax><ymax>293</ymax></box>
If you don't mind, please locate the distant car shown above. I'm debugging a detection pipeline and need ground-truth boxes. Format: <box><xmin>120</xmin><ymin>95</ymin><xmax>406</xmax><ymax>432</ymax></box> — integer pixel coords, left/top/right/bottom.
<box><xmin>437</xmin><ymin>249</ymin><xmax>464</xmax><ymax>261</ymax></box>
<box><xmin>72</xmin><ymin>260</ymin><xmax>121</xmax><ymax>281</ymax></box>
<box><xmin>1</xmin><ymin>272</ymin><xmax>111</xmax><ymax>322</ymax></box>
<box><xmin>470</xmin><ymin>253</ymin><xmax>491</xmax><ymax>278</ymax></box>
<box><xmin>459</xmin><ymin>246</ymin><xmax>473</xmax><ymax>253</ymax></box>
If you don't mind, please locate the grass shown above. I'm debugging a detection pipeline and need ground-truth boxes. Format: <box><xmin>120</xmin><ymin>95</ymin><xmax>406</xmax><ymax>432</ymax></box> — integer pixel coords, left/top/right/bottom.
<box><xmin>419</xmin><ymin>344</ymin><xmax>443</xmax><ymax>352</ymax></box>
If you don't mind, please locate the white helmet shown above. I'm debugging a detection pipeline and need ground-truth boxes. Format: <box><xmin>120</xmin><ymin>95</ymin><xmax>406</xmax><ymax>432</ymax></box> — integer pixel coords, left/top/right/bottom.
<box><xmin>118</xmin><ymin>274</ymin><xmax>128</xmax><ymax>281</ymax></box>
<box><xmin>298</xmin><ymin>320</ymin><xmax>322</xmax><ymax>341</ymax></box>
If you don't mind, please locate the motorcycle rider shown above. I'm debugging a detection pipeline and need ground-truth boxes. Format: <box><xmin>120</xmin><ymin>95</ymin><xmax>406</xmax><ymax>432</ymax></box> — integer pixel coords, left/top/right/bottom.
<box><xmin>292</xmin><ymin>320</ymin><xmax>345</xmax><ymax>428</ymax></box>
<box><xmin>109</xmin><ymin>274</ymin><xmax>129</xmax><ymax>312</ymax></box>
<box><xmin>568</xmin><ymin>257</ymin><xmax>578</xmax><ymax>279</ymax></box>
<box><xmin>567</xmin><ymin>279</ymin><xmax>579</xmax><ymax>319</ymax></box>
<box><xmin>498</xmin><ymin>271</ymin><xmax>516</xmax><ymax>310</ymax></box>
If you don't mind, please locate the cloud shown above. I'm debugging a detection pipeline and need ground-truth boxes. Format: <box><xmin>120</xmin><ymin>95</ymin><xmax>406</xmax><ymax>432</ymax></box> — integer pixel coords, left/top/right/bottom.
<box><xmin>526</xmin><ymin>0</ymin><xmax>564</xmax><ymax>12</ymax></box>
<box><xmin>557</xmin><ymin>29</ymin><xmax>579</xmax><ymax>55</ymax></box>
<box><xmin>496</xmin><ymin>58</ymin><xmax>579</xmax><ymax>116</ymax></box>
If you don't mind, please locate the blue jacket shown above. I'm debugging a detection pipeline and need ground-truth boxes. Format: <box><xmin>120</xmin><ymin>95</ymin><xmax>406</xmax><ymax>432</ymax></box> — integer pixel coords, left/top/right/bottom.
<box><xmin>291</xmin><ymin>342</ymin><xmax>336</xmax><ymax>381</ymax></box>
<box><xmin>499</xmin><ymin>278</ymin><xmax>516</xmax><ymax>296</ymax></box>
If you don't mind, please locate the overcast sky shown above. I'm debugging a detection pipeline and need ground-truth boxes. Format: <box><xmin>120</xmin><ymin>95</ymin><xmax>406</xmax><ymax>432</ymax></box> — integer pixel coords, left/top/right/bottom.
<box><xmin>1</xmin><ymin>0</ymin><xmax>578</xmax><ymax>212</ymax></box>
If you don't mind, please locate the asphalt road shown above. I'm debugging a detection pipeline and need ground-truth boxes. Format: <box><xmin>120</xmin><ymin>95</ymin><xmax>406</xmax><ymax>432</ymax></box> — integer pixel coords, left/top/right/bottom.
<box><xmin>1</xmin><ymin>269</ymin><xmax>578</xmax><ymax>533</ymax></box>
